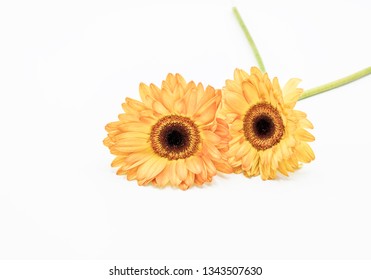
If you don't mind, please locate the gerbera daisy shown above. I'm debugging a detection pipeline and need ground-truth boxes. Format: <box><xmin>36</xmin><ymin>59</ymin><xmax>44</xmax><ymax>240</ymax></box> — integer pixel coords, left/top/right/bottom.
<box><xmin>104</xmin><ymin>74</ymin><xmax>232</xmax><ymax>190</ymax></box>
<box><xmin>221</xmin><ymin>67</ymin><xmax>315</xmax><ymax>180</ymax></box>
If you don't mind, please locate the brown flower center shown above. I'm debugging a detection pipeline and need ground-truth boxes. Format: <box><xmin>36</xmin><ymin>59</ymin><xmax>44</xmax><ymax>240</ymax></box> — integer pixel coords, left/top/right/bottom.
<box><xmin>150</xmin><ymin>115</ymin><xmax>200</xmax><ymax>160</ymax></box>
<box><xmin>243</xmin><ymin>103</ymin><xmax>284</xmax><ymax>150</ymax></box>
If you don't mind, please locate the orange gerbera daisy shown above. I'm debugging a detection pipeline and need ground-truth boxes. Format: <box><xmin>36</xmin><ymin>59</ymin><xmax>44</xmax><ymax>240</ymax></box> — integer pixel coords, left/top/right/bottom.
<box><xmin>221</xmin><ymin>67</ymin><xmax>315</xmax><ymax>180</ymax></box>
<box><xmin>104</xmin><ymin>74</ymin><xmax>232</xmax><ymax>190</ymax></box>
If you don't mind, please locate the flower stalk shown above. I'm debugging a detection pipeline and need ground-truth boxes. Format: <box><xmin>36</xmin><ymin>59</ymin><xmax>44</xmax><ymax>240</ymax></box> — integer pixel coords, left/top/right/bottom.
<box><xmin>232</xmin><ymin>7</ymin><xmax>266</xmax><ymax>73</ymax></box>
<box><xmin>233</xmin><ymin>6</ymin><xmax>371</xmax><ymax>101</ymax></box>
<box><xmin>299</xmin><ymin>67</ymin><xmax>371</xmax><ymax>100</ymax></box>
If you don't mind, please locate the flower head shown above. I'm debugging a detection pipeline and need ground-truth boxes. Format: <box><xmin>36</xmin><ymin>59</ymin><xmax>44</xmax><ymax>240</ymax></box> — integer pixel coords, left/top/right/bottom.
<box><xmin>104</xmin><ymin>74</ymin><xmax>232</xmax><ymax>190</ymax></box>
<box><xmin>221</xmin><ymin>67</ymin><xmax>315</xmax><ymax>180</ymax></box>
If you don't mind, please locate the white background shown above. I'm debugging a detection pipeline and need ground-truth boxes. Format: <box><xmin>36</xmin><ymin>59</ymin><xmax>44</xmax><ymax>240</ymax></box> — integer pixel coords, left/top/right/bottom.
<box><xmin>1</xmin><ymin>0</ymin><xmax>371</xmax><ymax>261</ymax></box>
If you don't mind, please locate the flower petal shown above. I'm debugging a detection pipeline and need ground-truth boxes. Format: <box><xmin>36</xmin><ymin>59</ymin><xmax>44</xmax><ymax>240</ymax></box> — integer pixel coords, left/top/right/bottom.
<box><xmin>186</xmin><ymin>156</ymin><xmax>203</xmax><ymax>174</ymax></box>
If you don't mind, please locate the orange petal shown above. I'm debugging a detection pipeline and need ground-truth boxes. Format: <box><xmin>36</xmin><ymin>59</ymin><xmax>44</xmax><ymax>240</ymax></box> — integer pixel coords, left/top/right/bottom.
<box><xmin>202</xmin><ymin>156</ymin><xmax>217</xmax><ymax>176</ymax></box>
<box><xmin>156</xmin><ymin>164</ymin><xmax>170</xmax><ymax>186</ymax></box>
<box><xmin>186</xmin><ymin>156</ymin><xmax>203</xmax><ymax>174</ymax></box>
<box><xmin>223</xmin><ymin>90</ymin><xmax>247</xmax><ymax>115</ymax></box>
<box><xmin>169</xmin><ymin>161</ymin><xmax>181</xmax><ymax>186</ymax></box>
<box><xmin>137</xmin><ymin>156</ymin><xmax>167</xmax><ymax>181</ymax></box>
<box><xmin>184</xmin><ymin>89</ymin><xmax>198</xmax><ymax>117</ymax></box>
<box><xmin>203</xmin><ymin>142</ymin><xmax>222</xmax><ymax>160</ymax></box>
<box><xmin>202</xmin><ymin>130</ymin><xmax>221</xmax><ymax>144</ymax></box>
<box><xmin>176</xmin><ymin>159</ymin><xmax>188</xmax><ymax>181</ymax></box>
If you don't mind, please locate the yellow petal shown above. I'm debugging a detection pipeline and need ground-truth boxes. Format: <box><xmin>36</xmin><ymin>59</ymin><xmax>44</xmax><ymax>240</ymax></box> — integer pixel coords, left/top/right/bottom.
<box><xmin>139</xmin><ymin>83</ymin><xmax>151</xmax><ymax>101</ymax></box>
<box><xmin>169</xmin><ymin>161</ymin><xmax>181</xmax><ymax>186</ymax></box>
<box><xmin>258</xmin><ymin>80</ymin><xmax>270</xmax><ymax>101</ymax></box>
<box><xmin>165</xmin><ymin>73</ymin><xmax>177</xmax><ymax>91</ymax></box>
<box><xmin>194</xmin><ymin>87</ymin><xmax>219</xmax><ymax>115</ymax></box>
<box><xmin>124</xmin><ymin>98</ymin><xmax>147</xmax><ymax>112</ymax></box>
<box><xmin>184</xmin><ymin>171</ymin><xmax>195</xmax><ymax>188</ymax></box>
<box><xmin>173</xmin><ymin>84</ymin><xmax>184</xmax><ymax>100</ymax></box>
<box><xmin>213</xmin><ymin>161</ymin><xmax>233</xmax><ymax>173</ymax></box>
<box><xmin>223</xmin><ymin>90</ymin><xmax>248</xmax><ymax>115</ymax></box>
<box><xmin>115</xmin><ymin>144</ymin><xmax>148</xmax><ymax>153</ymax></box>
<box><xmin>202</xmin><ymin>130</ymin><xmax>221</xmax><ymax>144</ymax></box>
<box><xmin>242</xmin><ymin>146</ymin><xmax>257</xmax><ymax>170</ymax></box>
<box><xmin>113</xmin><ymin>132</ymin><xmax>149</xmax><ymax>140</ymax></box>
<box><xmin>283</xmin><ymin>78</ymin><xmax>301</xmax><ymax>96</ymax></box>
<box><xmin>231</xmin><ymin>119</ymin><xmax>243</xmax><ymax>132</ymax></box>
<box><xmin>241</xmin><ymin>81</ymin><xmax>259</xmax><ymax>104</ymax></box>
<box><xmin>123</xmin><ymin>152</ymin><xmax>154</xmax><ymax>171</ymax></box>
<box><xmin>295</xmin><ymin>142</ymin><xmax>315</xmax><ymax>163</ymax></box>
<box><xmin>250</xmin><ymin>67</ymin><xmax>263</xmax><ymax>79</ymax></box>
<box><xmin>153</xmin><ymin>100</ymin><xmax>170</xmax><ymax>115</ymax></box>
<box><xmin>203</xmin><ymin>142</ymin><xmax>222</xmax><ymax>160</ymax></box>
<box><xmin>111</xmin><ymin>156</ymin><xmax>125</xmax><ymax>167</ymax></box>
<box><xmin>184</xmin><ymin>89</ymin><xmax>198</xmax><ymax>117</ymax></box>
<box><xmin>279</xmin><ymin>140</ymin><xmax>291</xmax><ymax>160</ymax></box>
<box><xmin>118</xmin><ymin>123</ymin><xmax>150</xmax><ymax>133</ymax></box>
<box><xmin>225</xmin><ymin>79</ymin><xmax>242</xmax><ymax>94</ymax></box>
<box><xmin>175</xmin><ymin>73</ymin><xmax>187</xmax><ymax>89</ymax></box>
<box><xmin>176</xmin><ymin>159</ymin><xmax>188</xmax><ymax>181</ymax></box>
<box><xmin>137</xmin><ymin>156</ymin><xmax>167</xmax><ymax>180</ymax></box>
<box><xmin>233</xmin><ymin>68</ymin><xmax>249</xmax><ymax>83</ymax></box>
<box><xmin>299</xmin><ymin>118</ymin><xmax>314</xmax><ymax>129</ymax></box>
<box><xmin>116</xmin><ymin>138</ymin><xmax>148</xmax><ymax>147</ymax></box>
<box><xmin>174</xmin><ymin>99</ymin><xmax>186</xmax><ymax>115</ymax></box>
<box><xmin>202</xmin><ymin>156</ymin><xmax>217</xmax><ymax>176</ymax></box>
<box><xmin>296</xmin><ymin>128</ymin><xmax>315</xmax><ymax>142</ymax></box>
<box><xmin>272</xmin><ymin>77</ymin><xmax>285</xmax><ymax>108</ymax></box>
<box><xmin>283</xmin><ymin>78</ymin><xmax>303</xmax><ymax>108</ymax></box>
<box><xmin>156</xmin><ymin>164</ymin><xmax>170</xmax><ymax>186</ymax></box>
<box><xmin>159</xmin><ymin>87</ymin><xmax>175</xmax><ymax>111</ymax></box>
<box><xmin>186</xmin><ymin>156</ymin><xmax>203</xmax><ymax>174</ymax></box>
<box><xmin>235</xmin><ymin>141</ymin><xmax>251</xmax><ymax>160</ymax></box>
<box><xmin>277</xmin><ymin>161</ymin><xmax>289</xmax><ymax>176</ymax></box>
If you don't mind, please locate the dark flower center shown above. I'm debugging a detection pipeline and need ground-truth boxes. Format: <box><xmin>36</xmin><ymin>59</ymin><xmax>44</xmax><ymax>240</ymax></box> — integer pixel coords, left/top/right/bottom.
<box><xmin>150</xmin><ymin>115</ymin><xmax>200</xmax><ymax>160</ymax></box>
<box><xmin>243</xmin><ymin>103</ymin><xmax>285</xmax><ymax>150</ymax></box>
<box><xmin>163</xmin><ymin>126</ymin><xmax>188</xmax><ymax>150</ymax></box>
<box><xmin>253</xmin><ymin>115</ymin><xmax>274</xmax><ymax>138</ymax></box>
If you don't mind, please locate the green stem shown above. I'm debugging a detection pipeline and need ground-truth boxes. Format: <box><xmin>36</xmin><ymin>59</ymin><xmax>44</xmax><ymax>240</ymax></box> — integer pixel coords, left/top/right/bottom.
<box><xmin>232</xmin><ymin>7</ymin><xmax>266</xmax><ymax>73</ymax></box>
<box><xmin>232</xmin><ymin>6</ymin><xmax>370</xmax><ymax>100</ymax></box>
<box><xmin>300</xmin><ymin>67</ymin><xmax>371</xmax><ymax>100</ymax></box>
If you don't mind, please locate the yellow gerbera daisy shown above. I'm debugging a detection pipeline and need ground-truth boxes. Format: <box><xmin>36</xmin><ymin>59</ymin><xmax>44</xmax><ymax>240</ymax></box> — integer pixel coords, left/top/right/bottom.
<box><xmin>221</xmin><ymin>67</ymin><xmax>315</xmax><ymax>180</ymax></box>
<box><xmin>104</xmin><ymin>74</ymin><xmax>232</xmax><ymax>190</ymax></box>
